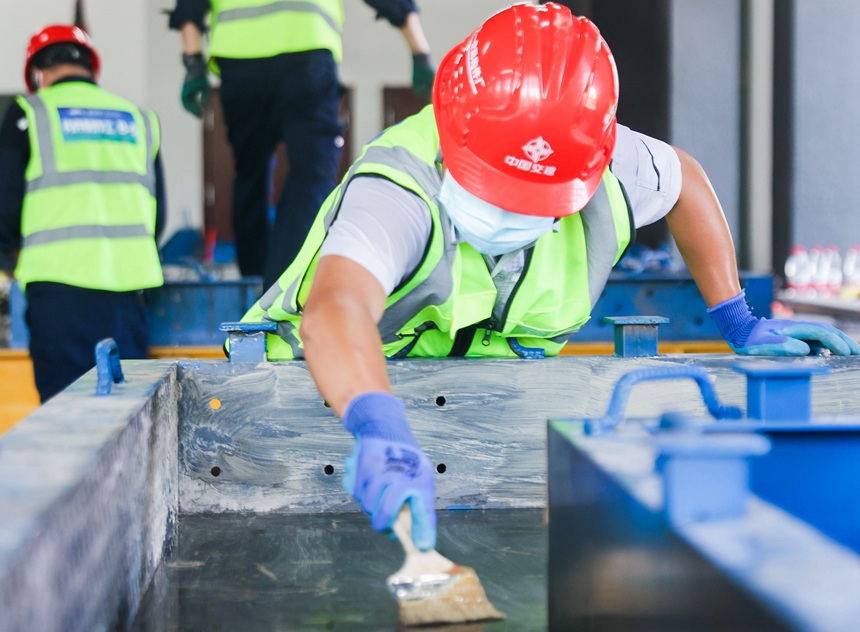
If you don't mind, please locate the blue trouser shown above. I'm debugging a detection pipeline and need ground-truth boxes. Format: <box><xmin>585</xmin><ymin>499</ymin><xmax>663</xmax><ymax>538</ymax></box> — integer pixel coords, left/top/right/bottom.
<box><xmin>26</xmin><ymin>282</ymin><xmax>149</xmax><ymax>402</ymax></box>
<box><xmin>218</xmin><ymin>50</ymin><xmax>345</xmax><ymax>290</ymax></box>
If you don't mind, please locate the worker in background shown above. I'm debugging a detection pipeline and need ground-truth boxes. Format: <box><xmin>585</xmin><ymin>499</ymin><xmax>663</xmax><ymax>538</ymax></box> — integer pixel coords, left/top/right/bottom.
<box><xmin>168</xmin><ymin>0</ymin><xmax>435</xmax><ymax>290</ymax></box>
<box><xmin>0</xmin><ymin>25</ymin><xmax>165</xmax><ymax>403</ymax></box>
<box><xmin>240</xmin><ymin>3</ymin><xmax>860</xmax><ymax>551</ymax></box>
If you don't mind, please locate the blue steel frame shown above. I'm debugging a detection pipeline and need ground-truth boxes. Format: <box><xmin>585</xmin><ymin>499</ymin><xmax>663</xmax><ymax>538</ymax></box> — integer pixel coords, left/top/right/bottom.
<box><xmin>576</xmin><ymin>270</ymin><xmax>773</xmax><ymax>342</ymax></box>
<box><xmin>549</xmin><ymin>360</ymin><xmax>860</xmax><ymax>630</ymax></box>
<box><xmin>5</xmin><ymin>271</ymin><xmax>772</xmax><ymax>348</ymax></box>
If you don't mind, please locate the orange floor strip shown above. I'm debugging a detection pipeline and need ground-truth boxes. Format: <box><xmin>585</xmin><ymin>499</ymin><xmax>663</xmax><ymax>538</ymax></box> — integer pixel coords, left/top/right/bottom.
<box><xmin>0</xmin><ymin>350</ymin><xmax>40</xmax><ymax>434</ymax></box>
<box><xmin>559</xmin><ymin>340</ymin><xmax>731</xmax><ymax>355</ymax></box>
<box><xmin>0</xmin><ymin>346</ymin><xmax>228</xmax><ymax>435</ymax></box>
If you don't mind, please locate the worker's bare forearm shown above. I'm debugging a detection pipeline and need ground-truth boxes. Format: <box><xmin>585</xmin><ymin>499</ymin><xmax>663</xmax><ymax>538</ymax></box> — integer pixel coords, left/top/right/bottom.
<box><xmin>400</xmin><ymin>12</ymin><xmax>431</xmax><ymax>55</ymax></box>
<box><xmin>300</xmin><ymin>256</ymin><xmax>392</xmax><ymax>418</ymax></box>
<box><xmin>666</xmin><ymin>147</ymin><xmax>742</xmax><ymax>307</ymax></box>
<box><xmin>302</xmin><ymin>301</ymin><xmax>392</xmax><ymax>418</ymax></box>
<box><xmin>180</xmin><ymin>22</ymin><xmax>204</xmax><ymax>55</ymax></box>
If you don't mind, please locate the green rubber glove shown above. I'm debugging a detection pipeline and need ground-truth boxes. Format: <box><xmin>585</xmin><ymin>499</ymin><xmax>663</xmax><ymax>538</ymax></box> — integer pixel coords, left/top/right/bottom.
<box><xmin>411</xmin><ymin>53</ymin><xmax>435</xmax><ymax>103</ymax></box>
<box><xmin>181</xmin><ymin>53</ymin><xmax>210</xmax><ymax>118</ymax></box>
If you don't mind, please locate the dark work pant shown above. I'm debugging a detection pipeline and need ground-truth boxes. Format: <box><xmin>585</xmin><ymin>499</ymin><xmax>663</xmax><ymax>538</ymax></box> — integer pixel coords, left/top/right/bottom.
<box><xmin>218</xmin><ymin>51</ymin><xmax>345</xmax><ymax>290</ymax></box>
<box><xmin>26</xmin><ymin>282</ymin><xmax>149</xmax><ymax>402</ymax></box>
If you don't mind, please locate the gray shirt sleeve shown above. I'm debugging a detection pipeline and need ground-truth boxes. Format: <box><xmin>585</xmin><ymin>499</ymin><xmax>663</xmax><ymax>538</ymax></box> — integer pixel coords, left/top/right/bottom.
<box><xmin>319</xmin><ymin>176</ymin><xmax>431</xmax><ymax>295</ymax></box>
<box><xmin>610</xmin><ymin>124</ymin><xmax>682</xmax><ymax>228</ymax></box>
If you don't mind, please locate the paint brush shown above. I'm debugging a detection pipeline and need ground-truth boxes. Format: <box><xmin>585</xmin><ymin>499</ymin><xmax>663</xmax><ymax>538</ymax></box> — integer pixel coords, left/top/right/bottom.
<box><xmin>387</xmin><ymin>507</ymin><xmax>506</xmax><ymax>627</ymax></box>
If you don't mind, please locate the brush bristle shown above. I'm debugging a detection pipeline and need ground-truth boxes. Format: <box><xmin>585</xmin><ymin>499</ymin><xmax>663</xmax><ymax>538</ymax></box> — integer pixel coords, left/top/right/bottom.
<box><xmin>397</xmin><ymin>564</ymin><xmax>506</xmax><ymax>626</ymax></box>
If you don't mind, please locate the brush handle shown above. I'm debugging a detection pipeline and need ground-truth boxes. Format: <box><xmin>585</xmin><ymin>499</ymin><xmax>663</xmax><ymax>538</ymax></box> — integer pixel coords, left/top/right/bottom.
<box><xmin>390</xmin><ymin>506</ymin><xmax>455</xmax><ymax>577</ymax></box>
<box><xmin>393</xmin><ymin>505</ymin><xmax>421</xmax><ymax>556</ymax></box>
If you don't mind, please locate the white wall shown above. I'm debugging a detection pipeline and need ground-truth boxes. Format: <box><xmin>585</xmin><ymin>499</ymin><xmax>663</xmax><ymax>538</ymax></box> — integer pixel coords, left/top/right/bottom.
<box><xmin>341</xmin><ymin>1</ymin><xmax>514</xmax><ymax>148</ymax></box>
<box><xmin>792</xmin><ymin>0</ymin><xmax>860</xmax><ymax>252</ymax></box>
<box><xmin>1</xmin><ymin>0</ymin><xmax>515</xmax><ymax>243</ymax></box>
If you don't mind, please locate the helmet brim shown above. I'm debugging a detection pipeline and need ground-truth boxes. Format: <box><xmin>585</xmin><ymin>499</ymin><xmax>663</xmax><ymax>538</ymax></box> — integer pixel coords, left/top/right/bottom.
<box><xmin>443</xmin><ymin>136</ymin><xmax>612</xmax><ymax>218</ymax></box>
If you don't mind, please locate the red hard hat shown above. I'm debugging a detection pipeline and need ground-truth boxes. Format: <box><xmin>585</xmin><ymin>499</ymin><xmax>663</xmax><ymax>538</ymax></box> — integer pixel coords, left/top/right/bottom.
<box><xmin>24</xmin><ymin>25</ymin><xmax>101</xmax><ymax>93</ymax></box>
<box><xmin>433</xmin><ymin>3</ymin><xmax>619</xmax><ymax>217</ymax></box>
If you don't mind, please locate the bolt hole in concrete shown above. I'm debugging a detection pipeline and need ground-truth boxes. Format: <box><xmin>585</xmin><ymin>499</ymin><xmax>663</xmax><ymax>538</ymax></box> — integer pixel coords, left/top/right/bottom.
<box><xmin>324</xmin><ymin>464</ymin><xmax>335</xmax><ymax>475</ymax></box>
<box><xmin>210</xmin><ymin>466</ymin><xmax>221</xmax><ymax>477</ymax></box>
<box><xmin>436</xmin><ymin>463</ymin><xmax>447</xmax><ymax>474</ymax></box>
<box><xmin>129</xmin><ymin>509</ymin><xmax>546</xmax><ymax>630</ymax></box>
<box><xmin>435</xmin><ymin>395</ymin><xmax>447</xmax><ymax>406</ymax></box>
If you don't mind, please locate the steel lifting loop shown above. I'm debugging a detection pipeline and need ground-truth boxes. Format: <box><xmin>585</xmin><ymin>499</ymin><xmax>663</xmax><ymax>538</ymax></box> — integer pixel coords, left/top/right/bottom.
<box><xmin>95</xmin><ymin>338</ymin><xmax>125</xmax><ymax>396</ymax></box>
<box><xmin>586</xmin><ymin>365</ymin><xmax>743</xmax><ymax>435</ymax></box>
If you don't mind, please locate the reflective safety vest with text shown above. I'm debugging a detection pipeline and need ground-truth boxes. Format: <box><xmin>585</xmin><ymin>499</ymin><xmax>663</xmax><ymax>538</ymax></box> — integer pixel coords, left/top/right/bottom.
<box><xmin>15</xmin><ymin>82</ymin><xmax>163</xmax><ymax>291</ymax></box>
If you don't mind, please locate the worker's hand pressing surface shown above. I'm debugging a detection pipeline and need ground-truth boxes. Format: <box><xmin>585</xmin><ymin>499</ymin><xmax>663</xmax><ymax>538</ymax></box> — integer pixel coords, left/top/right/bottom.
<box><xmin>411</xmin><ymin>53</ymin><xmax>435</xmax><ymax>103</ymax></box>
<box><xmin>709</xmin><ymin>291</ymin><xmax>860</xmax><ymax>356</ymax></box>
<box><xmin>731</xmin><ymin>319</ymin><xmax>860</xmax><ymax>356</ymax></box>
<box><xmin>341</xmin><ymin>392</ymin><xmax>437</xmax><ymax>551</ymax></box>
<box><xmin>181</xmin><ymin>53</ymin><xmax>210</xmax><ymax>118</ymax></box>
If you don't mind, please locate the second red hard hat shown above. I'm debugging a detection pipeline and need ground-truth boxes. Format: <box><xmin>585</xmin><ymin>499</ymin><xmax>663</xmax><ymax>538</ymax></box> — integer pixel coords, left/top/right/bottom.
<box><xmin>24</xmin><ymin>24</ymin><xmax>101</xmax><ymax>93</ymax></box>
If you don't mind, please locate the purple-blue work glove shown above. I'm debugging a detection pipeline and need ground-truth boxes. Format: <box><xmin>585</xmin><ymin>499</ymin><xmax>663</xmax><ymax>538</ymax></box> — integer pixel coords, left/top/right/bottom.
<box><xmin>709</xmin><ymin>291</ymin><xmax>860</xmax><ymax>356</ymax></box>
<box><xmin>341</xmin><ymin>391</ymin><xmax>437</xmax><ymax>551</ymax></box>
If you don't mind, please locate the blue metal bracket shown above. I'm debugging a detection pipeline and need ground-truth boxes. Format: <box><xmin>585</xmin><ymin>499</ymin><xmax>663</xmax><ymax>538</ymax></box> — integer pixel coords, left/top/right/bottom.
<box><xmin>220</xmin><ymin>321</ymin><xmax>278</xmax><ymax>364</ymax></box>
<box><xmin>95</xmin><ymin>338</ymin><xmax>124</xmax><ymax>396</ymax></box>
<box><xmin>584</xmin><ymin>365</ymin><xmax>743</xmax><ymax>435</ymax></box>
<box><xmin>655</xmin><ymin>413</ymin><xmax>771</xmax><ymax>526</ymax></box>
<box><xmin>732</xmin><ymin>362</ymin><xmax>830</xmax><ymax>422</ymax></box>
<box><xmin>603</xmin><ymin>315</ymin><xmax>670</xmax><ymax>357</ymax></box>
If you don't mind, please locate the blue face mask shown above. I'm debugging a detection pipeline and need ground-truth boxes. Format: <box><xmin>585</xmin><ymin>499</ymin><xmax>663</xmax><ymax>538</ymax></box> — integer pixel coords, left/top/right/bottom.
<box><xmin>438</xmin><ymin>174</ymin><xmax>555</xmax><ymax>256</ymax></box>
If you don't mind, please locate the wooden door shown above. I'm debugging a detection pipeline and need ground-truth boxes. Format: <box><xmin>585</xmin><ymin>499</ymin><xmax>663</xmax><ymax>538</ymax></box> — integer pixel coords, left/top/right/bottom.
<box><xmin>383</xmin><ymin>86</ymin><xmax>427</xmax><ymax>128</ymax></box>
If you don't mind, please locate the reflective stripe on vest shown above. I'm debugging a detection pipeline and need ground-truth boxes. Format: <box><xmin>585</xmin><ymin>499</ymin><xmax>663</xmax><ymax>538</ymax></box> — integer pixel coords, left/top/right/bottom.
<box><xmin>218</xmin><ymin>1</ymin><xmax>340</xmax><ymax>33</ymax></box>
<box><xmin>210</xmin><ymin>0</ymin><xmax>344</xmax><ymax>63</ymax></box>
<box><xmin>22</xmin><ymin>223</ymin><xmax>152</xmax><ymax>248</ymax></box>
<box><xmin>244</xmin><ymin>106</ymin><xmax>632</xmax><ymax>359</ymax></box>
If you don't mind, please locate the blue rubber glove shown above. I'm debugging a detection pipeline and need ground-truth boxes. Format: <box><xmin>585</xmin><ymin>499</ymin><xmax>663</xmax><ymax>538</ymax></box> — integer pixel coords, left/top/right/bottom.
<box><xmin>709</xmin><ymin>291</ymin><xmax>860</xmax><ymax>356</ymax></box>
<box><xmin>341</xmin><ymin>392</ymin><xmax>437</xmax><ymax>551</ymax></box>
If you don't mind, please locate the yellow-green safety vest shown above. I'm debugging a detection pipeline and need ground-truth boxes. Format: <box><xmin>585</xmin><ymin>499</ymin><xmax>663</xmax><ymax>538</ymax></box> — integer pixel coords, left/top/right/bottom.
<box><xmin>209</xmin><ymin>0</ymin><xmax>345</xmax><ymax>64</ymax></box>
<box><xmin>15</xmin><ymin>82</ymin><xmax>163</xmax><ymax>292</ymax></box>
<box><xmin>242</xmin><ymin>105</ymin><xmax>633</xmax><ymax>360</ymax></box>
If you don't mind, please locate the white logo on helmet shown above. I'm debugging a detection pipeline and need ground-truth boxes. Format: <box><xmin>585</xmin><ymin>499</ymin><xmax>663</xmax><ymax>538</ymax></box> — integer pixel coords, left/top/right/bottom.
<box><xmin>466</xmin><ymin>34</ymin><xmax>485</xmax><ymax>91</ymax></box>
<box><xmin>504</xmin><ymin>136</ymin><xmax>558</xmax><ymax>177</ymax></box>
<box><xmin>523</xmin><ymin>137</ymin><xmax>553</xmax><ymax>163</ymax></box>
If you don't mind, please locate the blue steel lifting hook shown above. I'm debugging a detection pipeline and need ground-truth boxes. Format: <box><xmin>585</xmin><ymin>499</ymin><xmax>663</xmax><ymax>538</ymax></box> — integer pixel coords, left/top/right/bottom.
<box><xmin>95</xmin><ymin>338</ymin><xmax>125</xmax><ymax>396</ymax></box>
<box><xmin>585</xmin><ymin>365</ymin><xmax>743</xmax><ymax>435</ymax></box>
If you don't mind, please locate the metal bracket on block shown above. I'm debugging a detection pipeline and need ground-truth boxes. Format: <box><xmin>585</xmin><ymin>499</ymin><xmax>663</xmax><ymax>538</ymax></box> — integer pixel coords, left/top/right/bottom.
<box><xmin>220</xmin><ymin>321</ymin><xmax>278</xmax><ymax>364</ymax></box>
<box><xmin>603</xmin><ymin>315</ymin><xmax>670</xmax><ymax>357</ymax></box>
<box><xmin>732</xmin><ymin>362</ymin><xmax>831</xmax><ymax>422</ymax></box>
<box><xmin>95</xmin><ymin>338</ymin><xmax>124</xmax><ymax>396</ymax></box>
<box><xmin>583</xmin><ymin>365</ymin><xmax>743</xmax><ymax>435</ymax></box>
<box><xmin>656</xmin><ymin>412</ymin><xmax>771</xmax><ymax>526</ymax></box>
